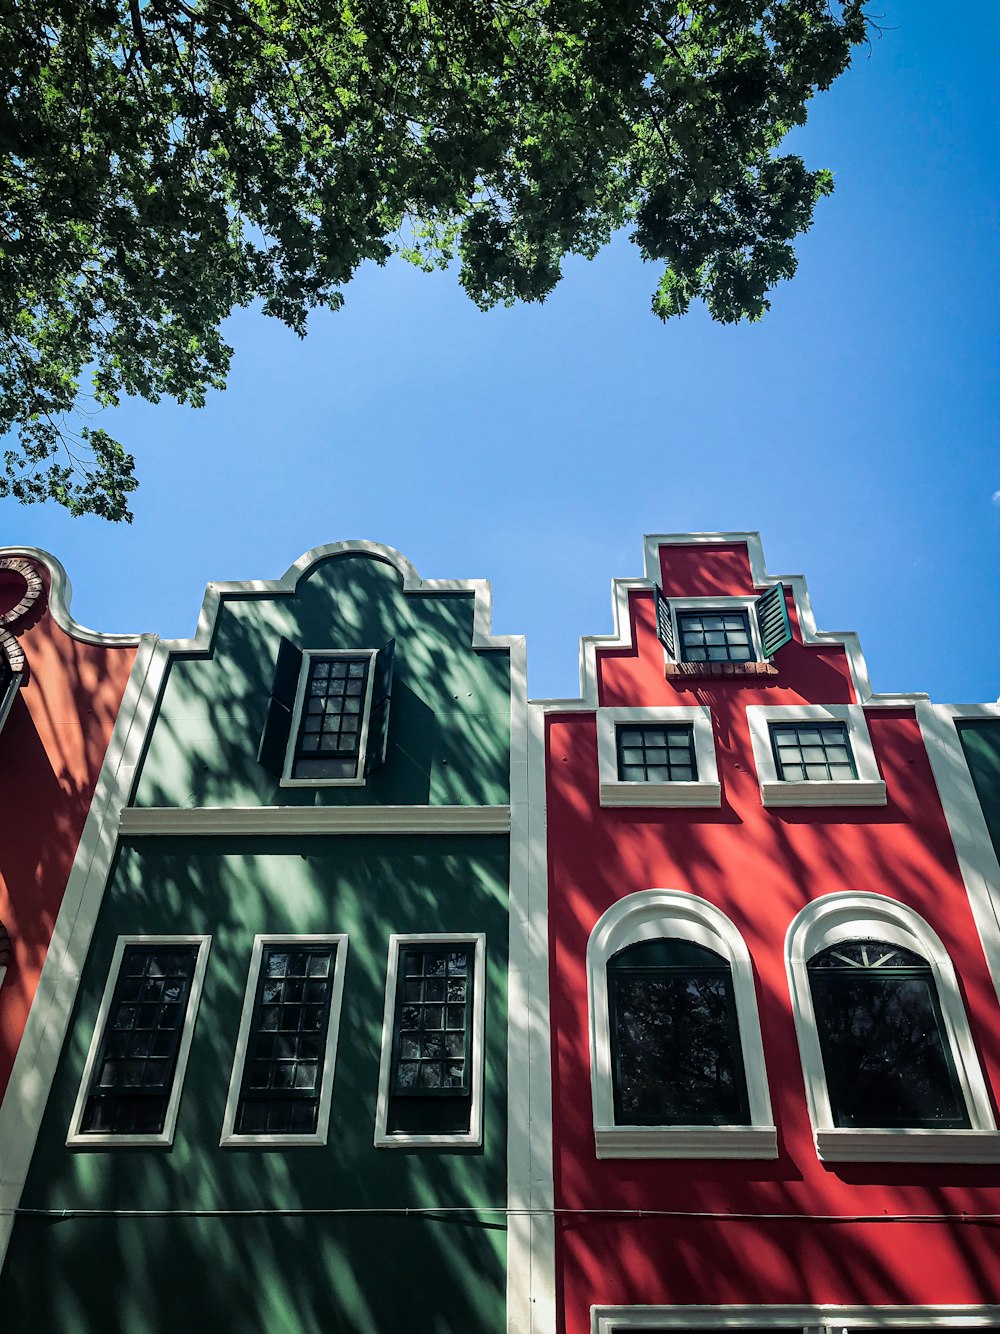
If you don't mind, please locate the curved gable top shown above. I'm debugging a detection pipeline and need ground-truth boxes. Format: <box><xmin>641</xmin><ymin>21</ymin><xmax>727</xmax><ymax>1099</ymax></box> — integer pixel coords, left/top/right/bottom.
<box><xmin>534</xmin><ymin>530</ymin><xmax>927</xmax><ymax>710</ymax></box>
<box><xmin>165</xmin><ymin>539</ymin><xmax>519</xmax><ymax>659</ymax></box>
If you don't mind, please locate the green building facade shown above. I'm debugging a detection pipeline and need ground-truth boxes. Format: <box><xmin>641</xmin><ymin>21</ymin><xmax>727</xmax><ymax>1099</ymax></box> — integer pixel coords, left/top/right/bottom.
<box><xmin>0</xmin><ymin>543</ymin><xmax>527</xmax><ymax>1333</ymax></box>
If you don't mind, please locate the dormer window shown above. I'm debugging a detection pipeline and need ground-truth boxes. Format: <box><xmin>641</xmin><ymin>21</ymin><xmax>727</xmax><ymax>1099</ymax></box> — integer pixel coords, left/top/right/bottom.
<box><xmin>654</xmin><ymin>583</ymin><xmax>791</xmax><ymax>675</ymax></box>
<box><xmin>676</xmin><ymin>609</ymin><xmax>754</xmax><ymax>664</ymax></box>
<box><xmin>257</xmin><ymin>638</ymin><xmax>395</xmax><ymax>787</ymax></box>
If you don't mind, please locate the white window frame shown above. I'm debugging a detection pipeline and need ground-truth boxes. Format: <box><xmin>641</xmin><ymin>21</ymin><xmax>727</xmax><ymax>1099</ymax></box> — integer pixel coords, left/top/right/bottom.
<box><xmin>592</xmin><ymin>1303</ymin><xmax>1000</xmax><ymax>1334</ymax></box>
<box><xmin>597</xmin><ymin>706</ymin><xmax>721</xmax><ymax>808</ymax></box>
<box><xmin>220</xmin><ymin>933</ymin><xmax>349</xmax><ymax>1148</ymax></box>
<box><xmin>746</xmin><ymin>703</ymin><xmax>887</xmax><ymax>807</ymax></box>
<box><xmin>668</xmin><ymin>595</ymin><xmax>766</xmax><ymax>663</ymax></box>
<box><xmin>374</xmin><ymin>932</ymin><xmax>486</xmax><ymax>1149</ymax></box>
<box><xmin>67</xmin><ymin>934</ymin><xmax>211</xmax><ymax>1148</ymax></box>
<box><xmin>587</xmin><ymin>890</ymin><xmax>776</xmax><ymax>1159</ymax></box>
<box><xmin>785</xmin><ymin>891</ymin><xmax>1000</xmax><ymax>1162</ymax></box>
<box><xmin>280</xmin><ymin>647</ymin><xmax>379</xmax><ymax>788</ymax></box>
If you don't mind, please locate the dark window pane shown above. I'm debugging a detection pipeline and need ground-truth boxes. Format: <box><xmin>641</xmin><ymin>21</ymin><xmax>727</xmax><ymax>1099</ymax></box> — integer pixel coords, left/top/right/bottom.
<box><xmin>391</xmin><ymin>945</ymin><xmax>473</xmax><ymax>1098</ymax></box>
<box><xmin>235</xmin><ymin>944</ymin><xmax>336</xmax><ymax>1135</ymax></box>
<box><xmin>677</xmin><ymin>610</ymin><xmax>755</xmax><ymax>664</ymax></box>
<box><xmin>80</xmin><ymin>945</ymin><xmax>198</xmax><ymax>1135</ymax></box>
<box><xmin>608</xmin><ymin>938</ymin><xmax>750</xmax><ymax>1126</ymax></box>
<box><xmin>770</xmin><ymin>722</ymin><xmax>857</xmax><ymax>782</ymax></box>
<box><xmin>808</xmin><ymin>940</ymin><xmax>970</xmax><ymax>1129</ymax></box>
<box><xmin>291</xmin><ymin>655</ymin><xmax>370</xmax><ymax>780</ymax></box>
<box><xmin>616</xmin><ymin>724</ymin><xmax>698</xmax><ymax>783</ymax></box>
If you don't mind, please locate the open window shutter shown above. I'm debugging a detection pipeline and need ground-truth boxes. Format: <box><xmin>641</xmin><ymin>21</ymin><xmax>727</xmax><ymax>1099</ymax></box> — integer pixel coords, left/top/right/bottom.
<box><xmin>257</xmin><ymin>637</ymin><xmax>302</xmax><ymax>775</ymax></box>
<box><xmin>654</xmin><ymin>585</ymin><xmax>676</xmax><ymax>659</ymax></box>
<box><xmin>754</xmin><ymin>583</ymin><xmax>792</xmax><ymax>659</ymax></box>
<box><xmin>364</xmin><ymin>638</ymin><xmax>395</xmax><ymax>777</ymax></box>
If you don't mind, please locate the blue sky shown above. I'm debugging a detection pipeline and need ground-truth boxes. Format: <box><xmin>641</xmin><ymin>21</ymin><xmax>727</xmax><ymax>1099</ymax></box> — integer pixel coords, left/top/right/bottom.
<box><xmin>2</xmin><ymin>2</ymin><xmax>998</xmax><ymax>702</ymax></box>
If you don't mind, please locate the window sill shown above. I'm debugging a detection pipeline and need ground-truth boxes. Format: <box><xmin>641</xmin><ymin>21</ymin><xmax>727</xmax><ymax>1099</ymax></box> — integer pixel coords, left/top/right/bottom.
<box><xmin>595</xmin><ymin>1124</ymin><xmax>778</xmax><ymax>1159</ymax></box>
<box><xmin>220</xmin><ymin>1132</ymin><xmax>327</xmax><ymax>1148</ymax></box>
<box><xmin>375</xmin><ymin>1129</ymin><xmax>483</xmax><ymax>1149</ymax></box>
<box><xmin>67</xmin><ymin>1132</ymin><xmax>172</xmax><ymax>1149</ymax></box>
<box><xmin>599</xmin><ymin>780</ymin><xmax>722</xmax><ymax>809</ymax></box>
<box><xmin>815</xmin><ymin>1128</ymin><xmax>1000</xmax><ymax>1162</ymax></box>
<box><xmin>760</xmin><ymin>779</ymin><xmax>887</xmax><ymax>808</ymax></box>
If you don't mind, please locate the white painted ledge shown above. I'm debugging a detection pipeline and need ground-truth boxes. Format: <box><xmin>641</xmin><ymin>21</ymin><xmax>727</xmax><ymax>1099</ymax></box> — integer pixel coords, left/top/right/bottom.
<box><xmin>599</xmin><ymin>780</ymin><xmax>722</xmax><ymax>808</ymax></box>
<box><xmin>760</xmin><ymin>779</ymin><xmax>887</xmax><ymax>808</ymax></box>
<box><xmin>595</xmin><ymin>1124</ymin><xmax>778</xmax><ymax>1159</ymax></box>
<box><xmin>120</xmin><ymin>805</ymin><xmax>511</xmax><ymax>836</ymax></box>
<box><xmin>816</xmin><ymin>1127</ymin><xmax>1000</xmax><ymax>1163</ymax></box>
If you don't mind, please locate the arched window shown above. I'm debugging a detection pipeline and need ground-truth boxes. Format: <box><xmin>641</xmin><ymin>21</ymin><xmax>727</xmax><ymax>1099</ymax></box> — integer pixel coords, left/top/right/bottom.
<box><xmin>786</xmin><ymin>893</ymin><xmax>1000</xmax><ymax>1162</ymax></box>
<box><xmin>588</xmin><ymin>890</ymin><xmax>775</xmax><ymax>1159</ymax></box>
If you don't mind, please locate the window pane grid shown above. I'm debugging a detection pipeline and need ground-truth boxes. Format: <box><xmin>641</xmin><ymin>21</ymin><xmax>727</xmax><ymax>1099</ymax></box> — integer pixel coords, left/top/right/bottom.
<box><xmin>392</xmin><ymin>947</ymin><xmax>472</xmax><ymax>1096</ymax></box>
<box><xmin>292</xmin><ymin>655</ymin><xmax>369</xmax><ymax>780</ymax></box>
<box><xmin>771</xmin><ymin>721</ymin><xmax>857</xmax><ymax>782</ymax></box>
<box><xmin>677</xmin><ymin>610</ymin><xmax>754</xmax><ymax>663</ymax></box>
<box><xmin>616</xmin><ymin>724</ymin><xmax>697</xmax><ymax>783</ymax></box>
<box><xmin>81</xmin><ymin>946</ymin><xmax>197</xmax><ymax>1135</ymax></box>
<box><xmin>236</xmin><ymin>945</ymin><xmax>336</xmax><ymax>1135</ymax></box>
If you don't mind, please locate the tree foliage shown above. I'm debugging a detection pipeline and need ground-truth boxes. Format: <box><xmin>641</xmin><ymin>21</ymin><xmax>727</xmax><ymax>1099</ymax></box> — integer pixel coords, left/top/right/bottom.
<box><xmin>1</xmin><ymin>0</ymin><xmax>867</xmax><ymax>520</ymax></box>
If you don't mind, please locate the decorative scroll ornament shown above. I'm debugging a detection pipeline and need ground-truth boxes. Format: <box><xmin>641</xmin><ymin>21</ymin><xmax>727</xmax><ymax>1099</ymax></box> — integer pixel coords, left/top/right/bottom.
<box><xmin>0</xmin><ymin>557</ymin><xmax>47</xmax><ymax>683</ymax></box>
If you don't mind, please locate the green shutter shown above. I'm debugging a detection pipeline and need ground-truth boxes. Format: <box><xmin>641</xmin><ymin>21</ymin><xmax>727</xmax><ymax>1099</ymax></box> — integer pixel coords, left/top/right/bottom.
<box><xmin>654</xmin><ymin>586</ymin><xmax>675</xmax><ymax>659</ymax></box>
<box><xmin>364</xmin><ymin>638</ymin><xmax>395</xmax><ymax>777</ymax></box>
<box><xmin>754</xmin><ymin>583</ymin><xmax>792</xmax><ymax>659</ymax></box>
<box><xmin>257</xmin><ymin>637</ymin><xmax>302</xmax><ymax>775</ymax></box>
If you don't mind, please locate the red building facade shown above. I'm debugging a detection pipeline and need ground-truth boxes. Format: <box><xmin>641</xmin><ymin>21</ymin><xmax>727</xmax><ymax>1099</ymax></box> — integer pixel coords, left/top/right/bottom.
<box><xmin>0</xmin><ymin>549</ymin><xmax>139</xmax><ymax>1107</ymax></box>
<box><xmin>538</xmin><ymin>533</ymin><xmax>1000</xmax><ymax>1334</ymax></box>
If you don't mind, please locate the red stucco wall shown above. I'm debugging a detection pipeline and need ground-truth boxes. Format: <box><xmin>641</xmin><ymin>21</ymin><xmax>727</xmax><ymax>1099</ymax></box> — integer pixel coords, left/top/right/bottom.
<box><xmin>546</xmin><ymin>545</ymin><xmax>1000</xmax><ymax>1334</ymax></box>
<box><xmin>0</xmin><ymin>560</ymin><xmax>136</xmax><ymax>1100</ymax></box>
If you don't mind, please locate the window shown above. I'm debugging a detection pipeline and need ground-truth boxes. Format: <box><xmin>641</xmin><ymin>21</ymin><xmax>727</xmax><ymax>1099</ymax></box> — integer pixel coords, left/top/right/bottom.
<box><xmin>221</xmin><ymin>935</ymin><xmax>348</xmax><ymax>1147</ymax></box>
<box><xmin>374</xmin><ymin>933</ymin><xmax>486</xmax><ymax>1147</ymax></box>
<box><xmin>608</xmin><ymin>938</ymin><xmax>750</xmax><ymax>1127</ymax></box>
<box><xmin>747</xmin><ymin>704</ymin><xmax>886</xmax><ymax>807</ymax></box>
<box><xmin>677</xmin><ymin>608</ymin><xmax>754</xmax><ymax>663</ymax></box>
<box><xmin>597</xmin><ymin>707</ymin><xmax>720</xmax><ymax>807</ymax></box>
<box><xmin>654</xmin><ymin>582</ymin><xmax>791</xmax><ymax>671</ymax></box>
<box><xmin>808</xmin><ymin>941</ymin><xmax>968</xmax><ymax>1130</ymax></box>
<box><xmin>67</xmin><ymin>936</ymin><xmax>210</xmax><ymax>1147</ymax></box>
<box><xmin>771</xmin><ymin>720</ymin><xmax>856</xmax><ymax>782</ymax></box>
<box><xmin>617</xmin><ymin>724</ymin><xmax>696</xmax><ymax>782</ymax></box>
<box><xmin>786</xmin><ymin>892</ymin><xmax>1000</xmax><ymax>1161</ymax></box>
<box><xmin>258</xmin><ymin>638</ymin><xmax>394</xmax><ymax>786</ymax></box>
<box><xmin>588</xmin><ymin>891</ymin><xmax>775</xmax><ymax>1158</ymax></box>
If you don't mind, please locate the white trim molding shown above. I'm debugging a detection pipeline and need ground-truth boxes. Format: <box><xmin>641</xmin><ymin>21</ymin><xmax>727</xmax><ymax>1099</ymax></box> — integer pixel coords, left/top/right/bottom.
<box><xmin>66</xmin><ymin>934</ymin><xmax>211</xmax><ymax>1149</ymax></box>
<box><xmin>587</xmin><ymin>890</ymin><xmax>776</xmax><ymax>1159</ymax></box>
<box><xmin>746</xmin><ymin>704</ymin><xmax>887</xmax><ymax>808</ymax></box>
<box><xmin>597</xmin><ymin>706</ymin><xmax>721</xmax><ymax>808</ymax></box>
<box><xmin>120</xmin><ymin>805</ymin><xmax>511</xmax><ymax>836</ymax></box>
<box><xmin>785</xmin><ymin>892</ymin><xmax>1000</xmax><ymax>1162</ymax></box>
<box><xmin>374</xmin><ymin>932</ymin><xmax>487</xmax><ymax>1149</ymax></box>
<box><xmin>592</xmin><ymin>1304</ymin><xmax>1000</xmax><ymax>1334</ymax></box>
<box><xmin>220</xmin><ymin>934</ymin><xmax>349</xmax><ymax>1148</ymax></box>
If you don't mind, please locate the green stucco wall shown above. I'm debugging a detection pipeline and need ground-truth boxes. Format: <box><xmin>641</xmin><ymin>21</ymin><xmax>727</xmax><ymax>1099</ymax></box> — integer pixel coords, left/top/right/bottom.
<box><xmin>958</xmin><ymin>719</ymin><xmax>1000</xmax><ymax>859</ymax></box>
<box><xmin>6</xmin><ymin>839</ymin><xmax>509</xmax><ymax>1334</ymax></box>
<box><xmin>3</xmin><ymin>550</ymin><xmax>513</xmax><ymax>1333</ymax></box>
